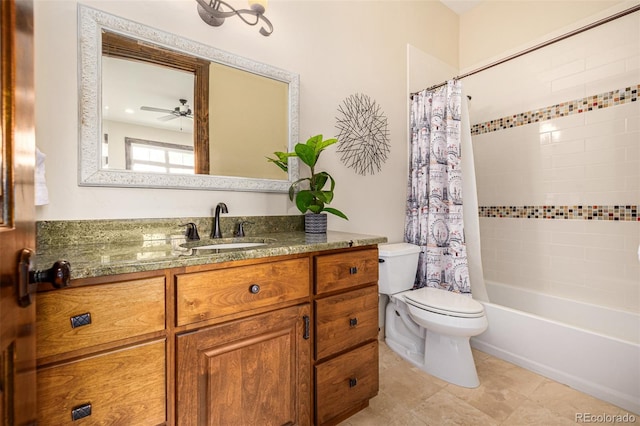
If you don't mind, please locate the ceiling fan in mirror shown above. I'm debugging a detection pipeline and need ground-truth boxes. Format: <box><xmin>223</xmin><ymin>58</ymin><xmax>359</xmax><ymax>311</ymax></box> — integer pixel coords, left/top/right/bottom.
<box><xmin>140</xmin><ymin>98</ymin><xmax>193</xmax><ymax>122</ymax></box>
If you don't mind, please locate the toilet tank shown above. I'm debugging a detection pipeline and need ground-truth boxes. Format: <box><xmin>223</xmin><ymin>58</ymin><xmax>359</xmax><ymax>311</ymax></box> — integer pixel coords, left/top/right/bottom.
<box><xmin>378</xmin><ymin>243</ymin><xmax>421</xmax><ymax>295</ymax></box>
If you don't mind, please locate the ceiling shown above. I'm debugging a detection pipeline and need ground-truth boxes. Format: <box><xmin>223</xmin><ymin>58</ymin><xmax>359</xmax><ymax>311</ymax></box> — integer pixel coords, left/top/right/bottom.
<box><xmin>440</xmin><ymin>0</ymin><xmax>481</xmax><ymax>15</ymax></box>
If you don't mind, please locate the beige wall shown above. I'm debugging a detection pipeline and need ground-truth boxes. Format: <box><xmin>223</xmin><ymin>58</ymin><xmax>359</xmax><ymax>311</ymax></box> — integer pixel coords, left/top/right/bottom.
<box><xmin>34</xmin><ymin>0</ymin><xmax>457</xmax><ymax>243</ymax></box>
<box><xmin>459</xmin><ymin>0</ymin><xmax>627</xmax><ymax>70</ymax></box>
<box><xmin>34</xmin><ymin>0</ymin><xmax>634</xmax><ymax>252</ymax></box>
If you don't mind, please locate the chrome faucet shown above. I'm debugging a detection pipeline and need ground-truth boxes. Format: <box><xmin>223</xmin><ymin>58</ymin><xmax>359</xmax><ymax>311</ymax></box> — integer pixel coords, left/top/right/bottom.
<box><xmin>211</xmin><ymin>202</ymin><xmax>228</xmax><ymax>238</ymax></box>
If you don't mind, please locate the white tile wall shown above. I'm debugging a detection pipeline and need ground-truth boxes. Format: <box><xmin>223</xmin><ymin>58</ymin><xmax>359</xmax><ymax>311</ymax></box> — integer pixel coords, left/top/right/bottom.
<box><xmin>467</xmin><ymin>12</ymin><xmax>640</xmax><ymax>313</ymax></box>
<box><xmin>466</xmin><ymin>12</ymin><xmax>640</xmax><ymax>120</ymax></box>
<box><xmin>480</xmin><ymin>218</ymin><xmax>639</xmax><ymax>312</ymax></box>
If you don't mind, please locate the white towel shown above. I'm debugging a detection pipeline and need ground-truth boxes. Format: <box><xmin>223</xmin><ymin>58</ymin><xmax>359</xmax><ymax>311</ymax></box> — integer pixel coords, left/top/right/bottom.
<box><xmin>35</xmin><ymin>147</ymin><xmax>49</xmax><ymax>206</ymax></box>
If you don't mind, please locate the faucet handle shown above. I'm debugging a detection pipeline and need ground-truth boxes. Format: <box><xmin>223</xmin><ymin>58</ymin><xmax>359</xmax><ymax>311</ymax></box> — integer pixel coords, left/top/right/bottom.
<box><xmin>234</xmin><ymin>221</ymin><xmax>254</xmax><ymax>237</ymax></box>
<box><xmin>180</xmin><ymin>222</ymin><xmax>200</xmax><ymax>241</ymax></box>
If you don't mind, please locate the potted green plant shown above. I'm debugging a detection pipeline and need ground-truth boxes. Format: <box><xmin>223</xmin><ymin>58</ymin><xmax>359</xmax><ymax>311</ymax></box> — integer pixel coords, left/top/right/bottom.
<box><xmin>267</xmin><ymin>134</ymin><xmax>348</xmax><ymax>233</ymax></box>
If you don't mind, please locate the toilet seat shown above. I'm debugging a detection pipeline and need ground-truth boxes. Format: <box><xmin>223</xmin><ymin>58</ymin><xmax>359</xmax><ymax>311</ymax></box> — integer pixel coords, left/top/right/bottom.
<box><xmin>399</xmin><ymin>287</ymin><xmax>485</xmax><ymax>318</ymax></box>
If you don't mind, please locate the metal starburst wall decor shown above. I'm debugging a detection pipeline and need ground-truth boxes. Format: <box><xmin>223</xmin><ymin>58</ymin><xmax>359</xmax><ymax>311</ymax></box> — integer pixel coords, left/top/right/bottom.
<box><xmin>335</xmin><ymin>93</ymin><xmax>390</xmax><ymax>175</ymax></box>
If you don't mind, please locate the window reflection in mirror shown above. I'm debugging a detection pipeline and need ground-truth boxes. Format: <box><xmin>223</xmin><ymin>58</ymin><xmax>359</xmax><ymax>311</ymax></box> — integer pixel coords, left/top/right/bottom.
<box><xmin>125</xmin><ymin>137</ymin><xmax>194</xmax><ymax>174</ymax></box>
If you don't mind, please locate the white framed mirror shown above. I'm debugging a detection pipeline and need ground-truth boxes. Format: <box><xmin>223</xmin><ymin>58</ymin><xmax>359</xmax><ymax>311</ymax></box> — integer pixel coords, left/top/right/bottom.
<box><xmin>78</xmin><ymin>4</ymin><xmax>299</xmax><ymax>192</ymax></box>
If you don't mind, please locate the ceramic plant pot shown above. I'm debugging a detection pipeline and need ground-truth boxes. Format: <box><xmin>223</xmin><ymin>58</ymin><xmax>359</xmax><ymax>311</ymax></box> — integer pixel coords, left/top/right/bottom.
<box><xmin>304</xmin><ymin>213</ymin><xmax>327</xmax><ymax>234</ymax></box>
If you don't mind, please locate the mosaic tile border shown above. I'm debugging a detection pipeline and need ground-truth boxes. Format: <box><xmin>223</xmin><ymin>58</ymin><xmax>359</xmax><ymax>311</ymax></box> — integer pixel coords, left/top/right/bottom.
<box><xmin>471</xmin><ymin>84</ymin><xmax>639</xmax><ymax>135</ymax></box>
<box><xmin>479</xmin><ymin>205</ymin><xmax>639</xmax><ymax>221</ymax></box>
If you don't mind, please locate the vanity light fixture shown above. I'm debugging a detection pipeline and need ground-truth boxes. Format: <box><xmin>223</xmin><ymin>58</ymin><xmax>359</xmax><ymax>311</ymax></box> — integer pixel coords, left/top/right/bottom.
<box><xmin>196</xmin><ymin>0</ymin><xmax>273</xmax><ymax>36</ymax></box>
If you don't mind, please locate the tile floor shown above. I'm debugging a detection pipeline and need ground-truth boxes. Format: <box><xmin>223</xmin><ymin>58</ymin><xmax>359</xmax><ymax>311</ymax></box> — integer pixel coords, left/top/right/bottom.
<box><xmin>339</xmin><ymin>342</ymin><xmax>638</xmax><ymax>425</ymax></box>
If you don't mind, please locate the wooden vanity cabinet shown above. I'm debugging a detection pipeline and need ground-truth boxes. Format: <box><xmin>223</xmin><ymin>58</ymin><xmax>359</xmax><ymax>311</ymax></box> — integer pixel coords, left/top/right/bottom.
<box><xmin>174</xmin><ymin>256</ymin><xmax>312</xmax><ymax>425</ymax></box>
<box><xmin>35</xmin><ymin>246</ymin><xmax>381</xmax><ymax>426</ymax></box>
<box><xmin>313</xmin><ymin>248</ymin><xmax>380</xmax><ymax>426</ymax></box>
<box><xmin>35</xmin><ymin>275</ymin><xmax>168</xmax><ymax>425</ymax></box>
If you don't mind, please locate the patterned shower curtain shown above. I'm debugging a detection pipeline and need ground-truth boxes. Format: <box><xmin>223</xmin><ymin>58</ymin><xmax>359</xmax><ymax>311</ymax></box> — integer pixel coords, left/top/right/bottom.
<box><xmin>405</xmin><ymin>80</ymin><xmax>471</xmax><ymax>294</ymax></box>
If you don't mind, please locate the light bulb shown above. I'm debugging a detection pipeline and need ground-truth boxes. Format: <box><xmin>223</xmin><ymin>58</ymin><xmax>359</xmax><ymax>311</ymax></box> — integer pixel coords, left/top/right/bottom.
<box><xmin>248</xmin><ymin>0</ymin><xmax>267</xmax><ymax>13</ymax></box>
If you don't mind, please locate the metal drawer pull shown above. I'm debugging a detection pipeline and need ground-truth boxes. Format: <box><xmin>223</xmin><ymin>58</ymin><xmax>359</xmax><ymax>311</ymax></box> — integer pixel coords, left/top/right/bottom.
<box><xmin>349</xmin><ymin>378</ymin><xmax>358</xmax><ymax>388</ymax></box>
<box><xmin>70</xmin><ymin>313</ymin><xmax>91</xmax><ymax>329</ymax></box>
<box><xmin>249</xmin><ymin>284</ymin><xmax>260</xmax><ymax>294</ymax></box>
<box><xmin>303</xmin><ymin>315</ymin><xmax>310</xmax><ymax>340</ymax></box>
<box><xmin>71</xmin><ymin>403</ymin><xmax>92</xmax><ymax>420</ymax></box>
<box><xmin>349</xmin><ymin>317</ymin><xmax>358</xmax><ymax>327</ymax></box>
<box><xmin>349</xmin><ymin>266</ymin><xmax>358</xmax><ymax>274</ymax></box>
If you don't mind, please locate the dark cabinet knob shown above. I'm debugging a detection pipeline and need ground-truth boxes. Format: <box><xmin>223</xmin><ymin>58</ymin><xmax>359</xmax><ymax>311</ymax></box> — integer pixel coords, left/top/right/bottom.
<box><xmin>349</xmin><ymin>317</ymin><xmax>358</xmax><ymax>327</ymax></box>
<box><xmin>249</xmin><ymin>284</ymin><xmax>260</xmax><ymax>294</ymax></box>
<box><xmin>349</xmin><ymin>378</ymin><xmax>358</xmax><ymax>388</ymax></box>
<box><xmin>18</xmin><ymin>249</ymin><xmax>71</xmax><ymax>307</ymax></box>
<box><xmin>31</xmin><ymin>260</ymin><xmax>71</xmax><ymax>289</ymax></box>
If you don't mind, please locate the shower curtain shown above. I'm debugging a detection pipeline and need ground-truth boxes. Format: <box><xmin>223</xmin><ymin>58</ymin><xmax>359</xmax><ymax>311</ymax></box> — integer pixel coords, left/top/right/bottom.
<box><xmin>406</xmin><ymin>80</ymin><xmax>486</xmax><ymax>298</ymax></box>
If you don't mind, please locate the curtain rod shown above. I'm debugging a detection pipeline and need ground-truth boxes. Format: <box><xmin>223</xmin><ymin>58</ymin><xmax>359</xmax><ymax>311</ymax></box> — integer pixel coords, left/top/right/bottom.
<box><xmin>414</xmin><ymin>4</ymin><xmax>640</xmax><ymax>95</ymax></box>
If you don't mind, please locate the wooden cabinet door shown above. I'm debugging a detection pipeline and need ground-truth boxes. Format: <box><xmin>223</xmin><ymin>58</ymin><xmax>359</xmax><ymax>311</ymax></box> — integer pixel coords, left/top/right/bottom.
<box><xmin>0</xmin><ymin>1</ymin><xmax>36</xmax><ymax>424</ymax></box>
<box><xmin>176</xmin><ymin>304</ymin><xmax>311</xmax><ymax>426</ymax></box>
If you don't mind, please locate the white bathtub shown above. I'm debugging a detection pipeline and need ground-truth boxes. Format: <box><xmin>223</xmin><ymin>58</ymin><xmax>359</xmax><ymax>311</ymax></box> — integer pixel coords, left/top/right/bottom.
<box><xmin>471</xmin><ymin>280</ymin><xmax>640</xmax><ymax>415</ymax></box>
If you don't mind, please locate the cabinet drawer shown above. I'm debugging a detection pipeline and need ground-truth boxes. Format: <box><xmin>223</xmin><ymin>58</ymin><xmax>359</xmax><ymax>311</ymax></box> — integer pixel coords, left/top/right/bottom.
<box><xmin>36</xmin><ymin>277</ymin><xmax>166</xmax><ymax>359</ymax></box>
<box><xmin>176</xmin><ymin>257</ymin><xmax>310</xmax><ymax>326</ymax></box>
<box><xmin>315</xmin><ymin>249</ymin><xmax>378</xmax><ymax>295</ymax></box>
<box><xmin>37</xmin><ymin>340</ymin><xmax>166</xmax><ymax>425</ymax></box>
<box><xmin>315</xmin><ymin>285</ymin><xmax>378</xmax><ymax>360</ymax></box>
<box><xmin>315</xmin><ymin>341</ymin><xmax>379</xmax><ymax>426</ymax></box>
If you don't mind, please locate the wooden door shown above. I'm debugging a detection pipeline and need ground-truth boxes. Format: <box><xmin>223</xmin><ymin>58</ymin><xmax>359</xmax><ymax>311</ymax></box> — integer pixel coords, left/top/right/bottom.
<box><xmin>0</xmin><ymin>0</ymin><xmax>37</xmax><ymax>424</ymax></box>
<box><xmin>176</xmin><ymin>304</ymin><xmax>311</xmax><ymax>426</ymax></box>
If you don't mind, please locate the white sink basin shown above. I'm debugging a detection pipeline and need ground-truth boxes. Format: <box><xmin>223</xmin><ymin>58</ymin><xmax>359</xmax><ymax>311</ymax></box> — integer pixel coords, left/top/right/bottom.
<box><xmin>193</xmin><ymin>242</ymin><xmax>267</xmax><ymax>250</ymax></box>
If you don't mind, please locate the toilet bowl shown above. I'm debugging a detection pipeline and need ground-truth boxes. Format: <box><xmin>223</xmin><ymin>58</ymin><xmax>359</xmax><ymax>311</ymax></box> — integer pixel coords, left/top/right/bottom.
<box><xmin>379</xmin><ymin>243</ymin><xmax>488</xmax><ymax>388</ymax></box>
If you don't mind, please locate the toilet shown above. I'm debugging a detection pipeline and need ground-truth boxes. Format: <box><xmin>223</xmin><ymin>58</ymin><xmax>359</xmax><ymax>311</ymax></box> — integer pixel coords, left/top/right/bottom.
<box><xmin>378</xmin><ymin>242</ymin><xmax>488</xmax><ymax>388</ymax></box>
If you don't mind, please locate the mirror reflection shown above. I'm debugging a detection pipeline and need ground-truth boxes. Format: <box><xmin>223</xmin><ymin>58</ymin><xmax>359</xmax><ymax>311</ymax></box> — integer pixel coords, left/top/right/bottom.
<box><xmin>101</xmin><ymin>30</ymin><xmax>288</xmax><ymax>180</ymax></box>
<box><xmin>78</xmin><ymin>5</ymin><xmax>299</xmax><ymax>191</ymax></box>
<box><xmin>208</xmin><ymin>62</ymin><xmax>289</xmax><ymax>179</ymax></box>
<box><xmin>102</xmin><ymin>54</ymin><xmax>195</xmax><ymax>173</ymax></box>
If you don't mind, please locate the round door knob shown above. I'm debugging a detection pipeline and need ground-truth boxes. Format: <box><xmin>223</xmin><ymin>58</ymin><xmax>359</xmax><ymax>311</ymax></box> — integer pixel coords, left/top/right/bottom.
<box><xmin>249</xmin><ymin>284</ymin><xmax>260</xmax><ymax>294</ymax></box>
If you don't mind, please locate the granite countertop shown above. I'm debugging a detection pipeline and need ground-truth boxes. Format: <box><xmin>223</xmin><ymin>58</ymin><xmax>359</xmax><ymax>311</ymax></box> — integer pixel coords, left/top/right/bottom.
<box><xmin>35</xmin><ymin>231</ymin><xmax>387</xmax><ymax>280</ymax></box>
